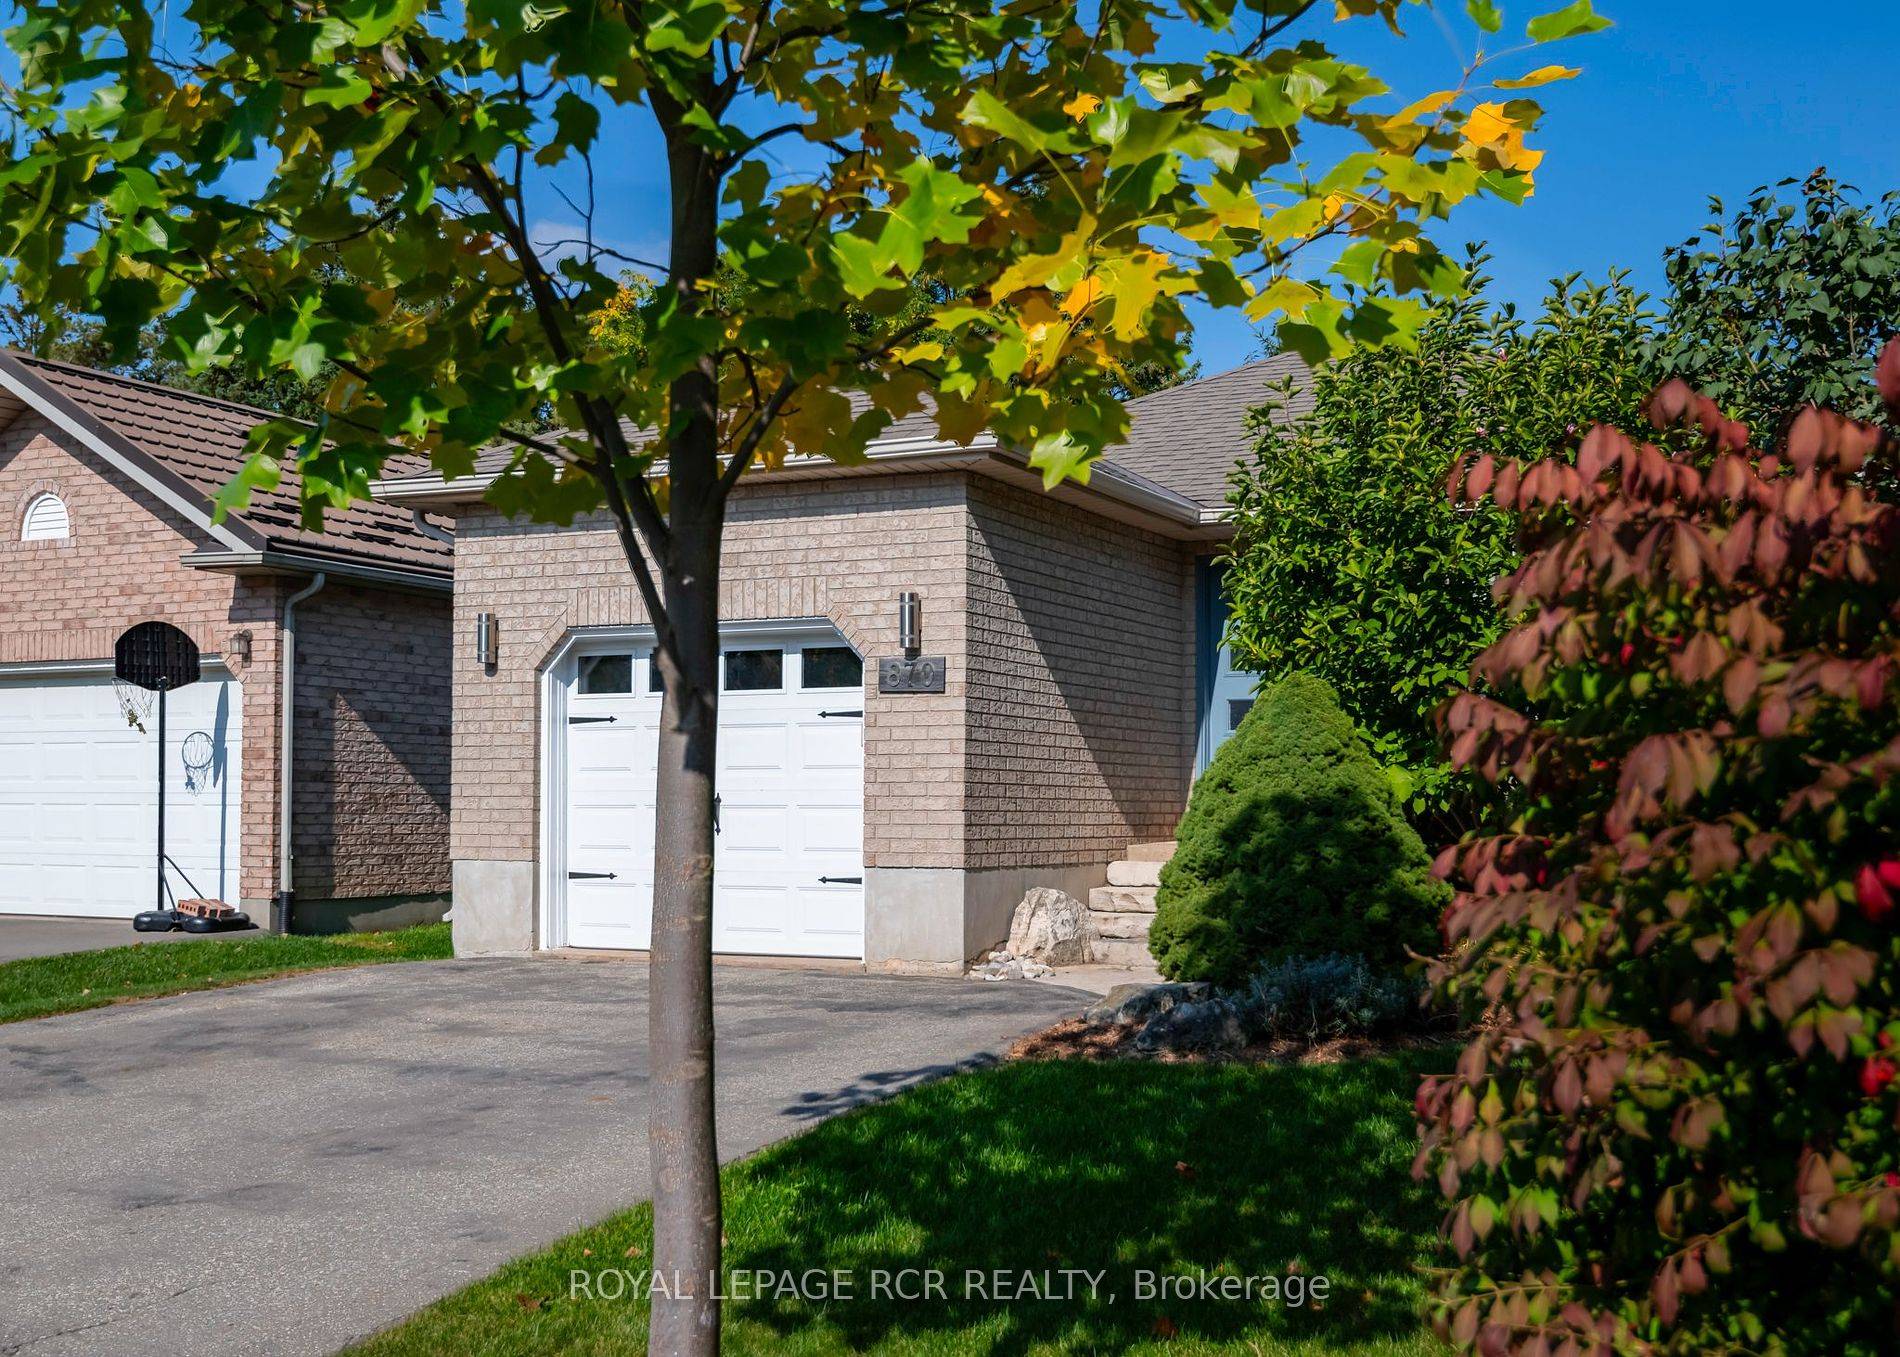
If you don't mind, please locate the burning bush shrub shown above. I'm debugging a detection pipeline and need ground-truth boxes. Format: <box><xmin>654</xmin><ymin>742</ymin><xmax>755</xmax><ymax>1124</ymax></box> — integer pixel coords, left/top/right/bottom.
<box><xmin>1417</xmin><ymin>341</ymin><xmax>1900</xmax><ymax>1354</ymax></box>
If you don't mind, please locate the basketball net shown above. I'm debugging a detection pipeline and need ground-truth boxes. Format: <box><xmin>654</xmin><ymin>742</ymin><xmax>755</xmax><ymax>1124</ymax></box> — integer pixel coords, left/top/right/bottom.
<box><xmin>112</xmin><ymin>674</ymin><xmax>156</xmax><ymax>733</ymax></box>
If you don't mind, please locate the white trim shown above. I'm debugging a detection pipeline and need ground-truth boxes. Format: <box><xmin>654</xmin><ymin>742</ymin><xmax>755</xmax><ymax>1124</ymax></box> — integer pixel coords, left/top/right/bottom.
<box><xmin>539</xmin><ymin>618</ymin><xmax>860</xmax><ymax>953</ymax></box>
<box><xmin>0</xmin><ymin>656</ymin><xmax>232</xmax><ymax>680</ymax></box>
<box><xmin>0</xmin><ymin>361</ymin><xmax>254</xmax><ymax>553</ymax></box>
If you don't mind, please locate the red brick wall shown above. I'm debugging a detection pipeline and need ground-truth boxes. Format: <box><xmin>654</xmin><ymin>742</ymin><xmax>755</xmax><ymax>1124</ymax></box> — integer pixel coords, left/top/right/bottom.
<box><xmin>291</xmin><ymin>583</ymin><xmax>452</xmax><ymax>899</ymax></box>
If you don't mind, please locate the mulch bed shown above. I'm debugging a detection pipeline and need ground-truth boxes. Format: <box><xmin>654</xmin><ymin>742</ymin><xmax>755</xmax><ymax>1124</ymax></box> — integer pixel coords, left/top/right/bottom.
<box><xmin>1008</xmin><ymin>1016</ymin><xmax>1455</xmax><ymax>1066</ymax></box>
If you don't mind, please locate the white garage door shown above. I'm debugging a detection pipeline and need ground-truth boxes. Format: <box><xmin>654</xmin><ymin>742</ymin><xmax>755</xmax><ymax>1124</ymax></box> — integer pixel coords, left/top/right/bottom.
<box><xmin>558</xmin><ymin>628</ymin><xmax>865</xmax><ymax>957</ymax></box>
<box><xmin>0</xmin><ymin>670</ymin><xmax>243</xmax><ymax>918</ymax></box>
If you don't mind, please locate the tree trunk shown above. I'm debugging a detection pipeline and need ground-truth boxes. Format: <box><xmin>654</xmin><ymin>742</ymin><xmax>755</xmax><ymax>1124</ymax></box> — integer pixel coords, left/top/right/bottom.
<box><xmin>646</xmin><ymin>508</ymin><xmax>723</xmax><ymax>1355</ymax></box>
<box><xmin>645</xmin><ymin>95</ymin><xmax>727</xmax><ymax>1357</ymax></box>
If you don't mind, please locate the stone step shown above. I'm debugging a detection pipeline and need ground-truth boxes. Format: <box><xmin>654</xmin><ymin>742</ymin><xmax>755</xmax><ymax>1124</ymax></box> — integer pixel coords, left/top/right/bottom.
<box><xmin>1090</xmin><ymin>885</ymin><xmax>1157</xmax><ymax>914</ymax></box>
<box><xmin>1091</xmin><ymin>936</ymin><xmax>1154</xmax><ymax>969</ymax></box>
<box><xmin>1106</xmin><ymin>859</ymin><xmax>1162</xmax><ymax>888</ymax></box>
<box><xmin>1124</xmin><ymin>840</ymin><xmax>1178</xmax><ymax>862</ymax></box>
<box><xmin>1090</xmin><ymin>910</ymin><xmax>1153</xmax><ymax>940</ymax></box>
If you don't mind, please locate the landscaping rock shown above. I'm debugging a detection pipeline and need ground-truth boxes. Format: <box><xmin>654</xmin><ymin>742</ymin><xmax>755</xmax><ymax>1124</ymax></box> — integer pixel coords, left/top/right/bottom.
<box><xmin>1081</xmin><ymin>981</ymin><xmax>1210</xmax><ymax>1027</ymax></box>
<box><xmin>1134</xmin><ymin>998</ymin><xmax>1247</xmax><ymax>1055</ymax></box>
<box><xmin>1006</xmin><ymin>888</ymin><xmax>1097</xmax><ymax>966</ymax></box>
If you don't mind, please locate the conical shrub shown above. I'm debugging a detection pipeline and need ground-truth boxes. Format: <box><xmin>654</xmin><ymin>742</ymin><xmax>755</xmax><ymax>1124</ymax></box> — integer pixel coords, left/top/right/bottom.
<box><xmin>1149</xmin><ymin>672</ymin><xmax>1447</xmax><ymax>987</ymax></box>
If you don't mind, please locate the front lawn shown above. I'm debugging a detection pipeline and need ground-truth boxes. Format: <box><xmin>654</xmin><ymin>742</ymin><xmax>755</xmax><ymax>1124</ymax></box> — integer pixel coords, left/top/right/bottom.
<box><xmin>349</xmin><ymin>1051</ymin><xmax>1448</xmax><ymax>1356</ymax></box>
<box><xmin>0</xmin><ymin>923</ymin><xmax>452</xmax><ymax>1024</ymax></box>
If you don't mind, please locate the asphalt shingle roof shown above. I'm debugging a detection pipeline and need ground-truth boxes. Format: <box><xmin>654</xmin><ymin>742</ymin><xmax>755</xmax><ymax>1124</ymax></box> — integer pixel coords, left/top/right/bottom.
<box><xmin>12</xmin><ymin>355</ymin><xmax>452</xmax><ymax>574</ymax></box>
<box><xmin>451</xmin><ymin>360</ymin><xmax>1313</xmax><ymax>514</ymax></box>
<box><xmin>1101</xmin><ymin>353</ymin><xmax>1314</xmax><ymax>510</ymax></box>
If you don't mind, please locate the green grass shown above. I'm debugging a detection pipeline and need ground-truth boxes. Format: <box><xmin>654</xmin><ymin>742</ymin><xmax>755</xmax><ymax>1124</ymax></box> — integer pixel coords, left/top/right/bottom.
<box><xmin>349</xmin><ymin>1052</ymin><xmax>1449</xmax><ymax>1357</ymax></box>
<box><xmin>0</xmin><ymin>923</ymin><xmax>451</xmax><ymax>1024</ymax></box>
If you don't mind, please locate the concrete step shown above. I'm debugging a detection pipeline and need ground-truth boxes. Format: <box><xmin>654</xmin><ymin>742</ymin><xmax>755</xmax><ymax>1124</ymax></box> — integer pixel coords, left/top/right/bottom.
<box><xmin>1090</xmin><ymin>910</ymin><xmax>1153</xmax><ymax>940</ymax></box>
<box><xmin>1124</xmin><ymin>840</ymin><xmax>1178</xmax><ymax>862</ymax></box>
<box><xmin>1091</xmin><ymin>936</ymin><xmax>1155</xmax><ymax>969</ymax></box>
<box><xmin>1106</xmin><ymin>859</ymin><xmax>1162</xmax><ymax>888</ymax></box>
<box><xmin>1090</xmin><ymin>885</ymin><xmax>1157</xmax><ymax>914</ymax></box>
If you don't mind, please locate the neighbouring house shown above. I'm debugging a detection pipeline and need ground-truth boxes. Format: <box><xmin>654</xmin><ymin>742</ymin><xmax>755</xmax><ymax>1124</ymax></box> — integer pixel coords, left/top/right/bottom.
<box><xmin>373</xmin><ymin>355</ymin><xmax>1310</xmax><ymax>972</ymax></box>
<box><xmin>0</xmin><ymin>351</ymin><xmax>454</xmax><ymax>932</ymax></box>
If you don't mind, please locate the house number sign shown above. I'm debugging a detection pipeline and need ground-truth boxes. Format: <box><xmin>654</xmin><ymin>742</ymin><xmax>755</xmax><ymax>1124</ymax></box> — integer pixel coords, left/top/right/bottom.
<box><xmin>878</xmin><ymin>656</ymin><xmax>946</xmax><ymax>694</ymax></box>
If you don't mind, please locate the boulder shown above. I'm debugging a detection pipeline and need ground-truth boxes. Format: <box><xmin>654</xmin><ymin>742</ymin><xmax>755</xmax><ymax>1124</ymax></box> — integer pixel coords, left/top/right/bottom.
<box><xmin>1135</xmin><ymin>999</ymin><xmax>1248</xmax><ymax>1055</ymax></box>
<box><xmin>1081</xmin><ymin>980</ymin><xmax>1211</xmax><ymax>1027</ymax></box>
<box><xmin>1006</xmin><ymin>887</ymin><xmax>1096</xmax><ymax>966</ymax></box>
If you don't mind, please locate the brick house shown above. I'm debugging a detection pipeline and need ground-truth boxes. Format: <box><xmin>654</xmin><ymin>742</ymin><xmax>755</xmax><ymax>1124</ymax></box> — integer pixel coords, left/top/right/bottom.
<box><xmin>373</xmin><ymin>356</ymin><xmax>1310</xmax><ymax>971</ymax></box>
<box><xmin>0</xmin><ymin>351</ymin><xmax>454</xmax><ymax>932</ymax></box>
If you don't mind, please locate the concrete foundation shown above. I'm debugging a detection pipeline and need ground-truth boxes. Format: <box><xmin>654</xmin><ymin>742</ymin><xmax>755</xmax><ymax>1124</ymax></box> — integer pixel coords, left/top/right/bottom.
<box><xmin>449</xmin><ymin>860</ymin><xmax>537</xmax><ymax>956</ymax></box>
<box><xmin>864</xmin><ymin>864</ymin><xmax>1106</xmax><ymax>973</ymax></box>
<box><xmin>290</xmin><ymin>892</ymin><xmax>450</xmax><ymax>935</ymax></box>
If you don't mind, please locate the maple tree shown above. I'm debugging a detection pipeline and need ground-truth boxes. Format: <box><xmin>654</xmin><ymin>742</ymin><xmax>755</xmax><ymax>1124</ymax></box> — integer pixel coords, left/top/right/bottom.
<box><xmin>1418</xmin><ymin>342</ymin><xmax>1900</xmax><ymax>1354</ymax></box>
<box><xmin>0</xmin><ymin>0</ymin><xmax>1603</xmax><ymax>1350</ymax></box>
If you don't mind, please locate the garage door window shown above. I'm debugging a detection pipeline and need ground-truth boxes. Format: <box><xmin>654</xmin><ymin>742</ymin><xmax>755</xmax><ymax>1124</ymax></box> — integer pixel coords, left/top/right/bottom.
<box><xmin>578</xmin><ymin>653</ymin><xmax>633</xmax><ymax>694</ymax></box>
<box><xmin>723</xmin><ymin>648</ymin><xmax>782</xmax><ymax>691</ymax></box>
<box><xmin>800</xmin><ymin>646</ymin><xmax>862</xmax><ymax>690</ymax></box>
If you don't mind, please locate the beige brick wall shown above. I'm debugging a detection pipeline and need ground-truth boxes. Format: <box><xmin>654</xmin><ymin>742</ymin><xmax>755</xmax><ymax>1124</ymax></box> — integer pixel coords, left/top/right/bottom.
<box><xmin>964</xmin><ymin>478</ymin><xmax>1193</xmax><ymax>867</ymax></box>
<box><xmin>450</xmin><ymin>468</ymin><xmax>1195</xmax><ymax>877</ymax></box>
<box><xmin>292</xmin><ymin>583</ymin><xmax>452</xmax><ymax>899</ymax></box>
<box><xmin>1</xmin><ymin>412</ymin><xmax>451</xmax><ymax>906</ymax></box>
<box><xmin>0</xmin><ymin>412</ymin><xmax>287</xmax><ymax>901</ymax></box>
<box><xmin>451</xmin><ymin>474</ymin><xmax>970</xmax><ymax>867</ymax></box>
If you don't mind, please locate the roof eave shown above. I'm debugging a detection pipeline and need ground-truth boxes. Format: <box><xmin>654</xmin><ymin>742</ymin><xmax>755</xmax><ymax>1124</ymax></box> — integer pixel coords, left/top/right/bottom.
<box><xmin>180</xmin><ymin>547</ymin><xmax>453</xmax><ymax>595</ymax></box>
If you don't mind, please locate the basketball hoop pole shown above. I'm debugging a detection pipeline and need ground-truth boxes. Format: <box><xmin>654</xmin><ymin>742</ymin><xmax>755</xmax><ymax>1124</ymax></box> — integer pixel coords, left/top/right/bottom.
<box><xmin>156</xmin><ymin>678</ymin><xmax>167</xmax><ymax>915</ymax></box>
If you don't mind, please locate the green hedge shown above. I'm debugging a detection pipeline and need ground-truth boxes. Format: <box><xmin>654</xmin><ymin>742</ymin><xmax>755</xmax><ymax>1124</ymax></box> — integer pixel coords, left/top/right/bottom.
<box><xmin>1148</xmin><ymin>673</ymin><xmax>1447</xmax><ymax>987</ymax></box>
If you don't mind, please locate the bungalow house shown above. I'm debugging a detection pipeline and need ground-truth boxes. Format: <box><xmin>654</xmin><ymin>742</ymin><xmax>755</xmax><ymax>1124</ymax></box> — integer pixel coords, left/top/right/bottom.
<box><xmin>0</xmin><ymin>351</ymin><xmax>454</xmax><ymax>932</ymax></box>
<box><xmin>373</xmin><ymin>355</ymin><xmax>1311</xmax><ymax>972</ymax></box>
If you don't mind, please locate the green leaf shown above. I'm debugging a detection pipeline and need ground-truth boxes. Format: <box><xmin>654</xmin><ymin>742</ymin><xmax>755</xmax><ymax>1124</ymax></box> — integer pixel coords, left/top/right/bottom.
<box><xmin>1465</xmin><ymin>0</ymin><xmax>1503</xmax><ymax>32</ymax></box>
<box><xmin>303</xmin><ymin>68</ymin><xmax>375</xmax><ymax>109</ymax></box>
<box><xmin>1526</xmin><ymin>1</ymin><xmax>1612</xmax><ymax>41</ymax></box>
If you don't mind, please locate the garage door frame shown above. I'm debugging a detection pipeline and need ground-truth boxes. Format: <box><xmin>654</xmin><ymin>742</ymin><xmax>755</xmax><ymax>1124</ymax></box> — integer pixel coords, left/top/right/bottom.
<box><xmin>0</xmin><ymin>654</ymin><xmax>242</xmax><ymax>919</ymax></box>
<box><xmin>538</xmin><ymin>619</ymin><xmax>867</xmax><ymax>955</ymax></box>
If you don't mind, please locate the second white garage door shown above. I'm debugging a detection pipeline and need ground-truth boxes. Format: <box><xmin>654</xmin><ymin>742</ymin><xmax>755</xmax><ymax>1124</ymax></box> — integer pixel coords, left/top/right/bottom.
<box><xmin>0</xmin><ymin>668</ymin><xmax>243</xmax><ymax>919</ymax></box>
<box><xmin>557</xmin><ymin>626</ymin><xmax>865</xmax><ymax>957</ymax></box>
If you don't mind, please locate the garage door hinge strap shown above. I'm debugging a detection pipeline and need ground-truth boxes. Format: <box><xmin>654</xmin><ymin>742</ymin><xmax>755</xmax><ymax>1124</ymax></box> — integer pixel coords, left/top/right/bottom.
<box><xmin>817</xmin><ymin>709</ymin><xmax>863</xmax><ymax>718</ymax></box>
<box><xmin>568</xmin><ymin>715</ymin><xmax>617</xmax><ymax>724</ymax></box>
<box><xmin>568</xmin><ymin>871</ymin><xmax>617</xmax><ymax>880</ymax></box>
<box><xmin>819</xmin><ymin>875</ymin><xmax>863</xmax><ymax>885</ymax></box>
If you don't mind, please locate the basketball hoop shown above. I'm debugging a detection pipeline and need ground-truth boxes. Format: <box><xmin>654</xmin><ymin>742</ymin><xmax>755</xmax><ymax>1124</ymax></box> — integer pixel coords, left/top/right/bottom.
<box><xmin>112</xmin><ymin>674</ymin><xmax>156</xmax><ymax>733</ymax></box>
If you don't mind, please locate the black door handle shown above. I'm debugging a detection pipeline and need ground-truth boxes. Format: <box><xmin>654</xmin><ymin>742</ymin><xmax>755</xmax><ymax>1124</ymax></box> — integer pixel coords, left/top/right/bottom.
<box><xmin>713</xmin><ymin>793</ymin><xmax>721</xmax><ymax>835</ymax></box>
<box><xmin>818</xmin><ymin>875</ymin><xmax>863</xmax><ymax>885</ymax></box>
<box><xmin>568</xmin><ymin>871</ymin><xmax>617</xmax><ymax>880</ymax></box>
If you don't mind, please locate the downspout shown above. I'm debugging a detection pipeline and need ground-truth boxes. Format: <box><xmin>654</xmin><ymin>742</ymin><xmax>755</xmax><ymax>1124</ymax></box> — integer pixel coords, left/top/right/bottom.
<box><xmin>271</xmin><ymin>572</ymin><xmax>327</xmax><ymax>933</ymax></box>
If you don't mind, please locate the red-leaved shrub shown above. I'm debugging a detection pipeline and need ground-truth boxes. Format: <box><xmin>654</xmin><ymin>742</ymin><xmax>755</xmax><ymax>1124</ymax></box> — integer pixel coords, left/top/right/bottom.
<box><xmin>1417</xmin><ymin>340</ymin><xmax>1900</xmax><ymax>1354</ymax></box>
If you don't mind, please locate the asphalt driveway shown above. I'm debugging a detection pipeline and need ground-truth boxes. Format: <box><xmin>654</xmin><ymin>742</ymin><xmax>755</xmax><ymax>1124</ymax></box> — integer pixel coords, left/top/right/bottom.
<box><xmin>0</xmin><ymin>958</ymin><xmax>1089</xmax><ymax>1357</ymax></box>
<box><xmin>0</xmin><ymin>915</ymin><xmax>198</xmax><ymax>963</ymax></box>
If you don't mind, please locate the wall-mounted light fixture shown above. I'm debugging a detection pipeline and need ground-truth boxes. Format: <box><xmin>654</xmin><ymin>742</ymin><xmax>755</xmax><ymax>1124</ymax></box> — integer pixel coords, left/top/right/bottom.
<box><xmin>898</xmin><ymin>591</ymin><xmax>921</xmax><ymax>658</ymax></box>
<box><xmin>475</xmin><ymin>611</ymin><xmax>498</xmax><ymax>670</ymax></box>
<box><xmin>226</xmin><ymin>629</ymin><xmax>253</xmax><ymax>665</ymax></box>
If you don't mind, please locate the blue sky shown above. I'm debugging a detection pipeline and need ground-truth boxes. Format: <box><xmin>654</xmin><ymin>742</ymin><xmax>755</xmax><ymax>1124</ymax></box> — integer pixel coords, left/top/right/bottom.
<box><xmin>1175</xmin><ymin>0</ymin><xmax>1900</xmax><ymax>371</ymax></box>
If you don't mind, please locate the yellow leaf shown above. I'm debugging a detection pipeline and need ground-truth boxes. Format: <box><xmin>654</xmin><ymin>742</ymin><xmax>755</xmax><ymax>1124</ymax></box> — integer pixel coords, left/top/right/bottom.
<box><xmin>1062</xmin><ymin>92</ymin><xmax>1101</xmax><ymax>120</ymax></box>
<box><xmin>1383</xmin><ymin>90</ymin><xmax>1456</xmax><ymax>129</ymax></box>
<box><xmin>1060</xmin><ymin>276</ymin><xmax>1103</xmax><ymax>318</ymax></box>
<box><xmin>1494</xmin><ymin>65</ymin><xmax>1580</xmax><ymax>90</ymax></box>
<box><xmin>893</xmin><ymin>341</ymin><xmax>943</xmax><ymax>366</ymax></box>
<box><xmin>1462</xmin><ymin>101</ymin><xmax>1515</xmax><ymax>146</ymax></box>
<box><xmin>1245</xmin><ymin>276</ymin><xmax>1319</xmax><ymax>323</ymax></box>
